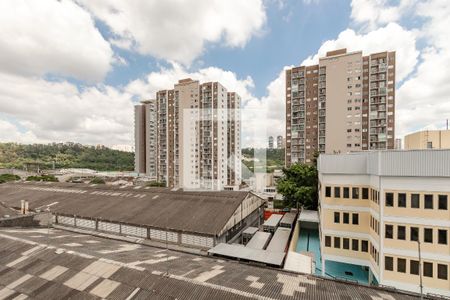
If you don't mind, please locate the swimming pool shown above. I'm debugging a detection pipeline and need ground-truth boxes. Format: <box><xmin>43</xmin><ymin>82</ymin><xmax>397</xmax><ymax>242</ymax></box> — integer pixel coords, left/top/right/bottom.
<box><xmin>296</xmin><ymin>228</ymin><xmax>322</xmax><ymax>275</ymax></box>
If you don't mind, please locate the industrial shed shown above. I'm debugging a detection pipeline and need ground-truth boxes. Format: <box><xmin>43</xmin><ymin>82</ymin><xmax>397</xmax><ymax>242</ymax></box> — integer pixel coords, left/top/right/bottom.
<box><xmin>0</xmin><ymin>182</ymin><xmax>264</xmax><ymax>249</ymax></box>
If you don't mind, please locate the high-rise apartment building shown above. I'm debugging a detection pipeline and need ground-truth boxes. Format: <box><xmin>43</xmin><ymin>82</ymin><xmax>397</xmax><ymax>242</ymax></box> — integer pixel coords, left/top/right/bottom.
<box><xmin>277</xmin><ymin>135</ymin><xmax>285</xmax><ymax>149</ymax></box>
<box><xmin>134</xmin><ymin>78</ymin><xmax>241</xmax><ymax>190</ymax></box>
<box><xmin>268</xmin><ymin>136</ymin><xmax>274</xmax><ymax>149</ymax></box>
<box><xmin>285</xmin><ymin>49</ymin><xmax>396</xmax><ymax>165</ymax></box>
<box><xmin>318</xmin><ymin>150</ymin><xmax>450</xmax><ymax>297</ymax></box>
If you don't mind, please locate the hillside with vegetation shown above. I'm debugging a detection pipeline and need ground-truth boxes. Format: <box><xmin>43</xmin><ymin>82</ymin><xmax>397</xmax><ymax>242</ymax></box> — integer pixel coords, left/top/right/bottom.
<box><xmin>0</xmin><ymin>142</ymin><xmax>134</xmax><ymax>171</ymax></box>
<box><xmin>241</xmin><ymin>147</ymin><xmax>285</xmax><ymax>173</ymax></box>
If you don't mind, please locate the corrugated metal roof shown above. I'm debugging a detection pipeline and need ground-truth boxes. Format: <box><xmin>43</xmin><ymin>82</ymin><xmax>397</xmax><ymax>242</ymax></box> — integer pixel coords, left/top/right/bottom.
<box><xmin>208</xmin><ymin>243</ymin><xmax>286</xmax><ymax>266</ymax></box>
<box><xmin>280</xmin><ymin>212</ymin><xmax>297</xmax><ymax>226</ymax></box>
<box><xmin>0</xmin><ymin>182</ymin><xmax>252</xmax><ymax>236</ymax></box>
<box><xmin>266</xmin><ymin>227</ymin><xmax>291</xmax><ymax>253</ymax></box>
<box><xmin>246</xmin><ymin>231</ymin><xmax>271</xmax><ymax>250</ymax></box>
<box><xmin>0</xmin><ymin>228</ymin><xmax>424</xmax><ymax>299</ymax></box>
<box><xmin>263</xmin><ymin>214</ymin><xmax>283</xmax><ymax>227</ymax></box>
<box><xmin>318</xmin><ymin>149</ymin><xmax>450</xmax><ymax>177</ymax></box>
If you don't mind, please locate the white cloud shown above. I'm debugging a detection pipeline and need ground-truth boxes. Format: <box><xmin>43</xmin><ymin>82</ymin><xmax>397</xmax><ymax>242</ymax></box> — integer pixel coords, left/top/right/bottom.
<box><xmin>76</xmin><ymin>0</ymin><xmax>266</xmax><ymax>65</ymax></box>
<box><xmin>0</xmin><ymin>119</ymin><xmax>43</xmax><ymax>144</ymax></box>
<box><xmin>0</xmin><ymin>0</ymin><xmax>113</xmax><ymax>82</ymax></box>
<box><xmin>0</xmin><ymin>72</ymin><xmax>134</xmax><ymax>146</ymax></box>
<box><xmin>396</xmin><ymin>0</ymin><xmax>450</xmax><ymax>137</ymax></box>
<box><xmin>302</xmin><ymin>23</ymin><xmax>419</xmax><ymax>82</ymax></box>
<box><xmin>351</xmin><ymin>0</ymin><xmax>417</xmax><ymax>30</ymax></box>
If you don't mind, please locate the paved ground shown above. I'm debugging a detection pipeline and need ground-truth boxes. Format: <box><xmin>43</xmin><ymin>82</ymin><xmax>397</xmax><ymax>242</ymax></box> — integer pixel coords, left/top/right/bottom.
<box><xmin>0</xmin><ymin>227</ymin><xmax>421</xmax><ymax>300</ymax></box>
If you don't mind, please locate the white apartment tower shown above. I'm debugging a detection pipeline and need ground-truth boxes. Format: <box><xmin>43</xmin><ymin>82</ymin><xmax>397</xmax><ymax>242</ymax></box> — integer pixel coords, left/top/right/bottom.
<box><xmin>134</xmin><ymin>78</ymin><xmax>241</xmax><ymax>190</ymax></box>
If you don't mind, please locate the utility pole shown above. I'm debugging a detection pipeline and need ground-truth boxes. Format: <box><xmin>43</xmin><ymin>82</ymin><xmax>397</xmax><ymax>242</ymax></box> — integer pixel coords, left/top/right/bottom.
<box><xmin>418</xmin><ymin>240</ymin><xmax>423</xmax><ymax>299</ymax></box>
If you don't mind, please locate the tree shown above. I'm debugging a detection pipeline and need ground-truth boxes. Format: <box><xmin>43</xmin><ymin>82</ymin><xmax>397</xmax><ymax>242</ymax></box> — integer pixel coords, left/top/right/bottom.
<box><xmin>276</xmin><ymin>163</ymin><xmax>318</xmax><ymax>210</ymax></box>
<box><xmin>90</xmin><ymin>177</ymin><xmax>106</xmax><ymax>184</ymax></box>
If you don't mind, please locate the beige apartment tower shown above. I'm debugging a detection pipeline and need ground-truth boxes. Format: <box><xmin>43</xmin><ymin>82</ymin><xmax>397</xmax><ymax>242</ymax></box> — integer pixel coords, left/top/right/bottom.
<box><xmin>134</xmin><ymin>78</ymin><xmax>241</xmax><ymax>190</ymax></box>
<box><xmin>285</xmin><ymin>48</ymin><xmax>396</xmax><ymax>165</ymax></box>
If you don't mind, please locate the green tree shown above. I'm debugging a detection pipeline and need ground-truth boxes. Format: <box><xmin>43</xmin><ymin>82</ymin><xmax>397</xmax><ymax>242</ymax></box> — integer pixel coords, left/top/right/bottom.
<box><xmin>276</xmin><ymin>163</ymin><xmax>318</xmax><ymax>209</ymax></box>
<box><xmin>90</xmin><ymin>177</ymin><xmax>106</xmax><ymax>184</ymax></box>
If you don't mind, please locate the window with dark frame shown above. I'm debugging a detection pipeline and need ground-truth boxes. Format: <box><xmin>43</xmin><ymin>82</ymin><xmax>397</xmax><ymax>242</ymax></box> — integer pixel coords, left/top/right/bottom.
<box><xmin>438</xmin><ymin>229</ymin><xmax>447</xmax><ymax>245</ymax></box>
<box><xmin>410</xmin><ymin>227</ymin><xmax>419</xmax><ymax>242</ymax></box>
<box><xmin>334</xmin><ymin>187</ymin><xmax>341</xmax><ymax>198</ymax></box>
<box><xmin>438</xmin><ymin>264</ymin><xmax>448</xmax><ymax>280</ymax></box>
<box><xmin>438</xmin><ymin>195</ymin><xmax>448</xmax><ymax>210</ymax></box>
<box><xmin>424</xmin><ymin>228</ymin><xmax>433</xmax><ymax>243</ymax></box>
<box><xmin>361</xmin><ymin>240</ymin><xmax>368</xmax><ymax>252</ymax></box>
<box><xmin>343</xmin><ymin>238</ymin><xmax>349</xmax><ymax>249</ymax></box>
<box><xmin>352</xmin><ymin>213</ymin><xmax>359</xmax><ymax>225</ymax></box>
<box><xmin>352</xmin><ymin>187</ymin><xmax>359</xmax><ymax>199</ymax></box>
<box><xmin>362</xmin><ymin>188</ymin><xmax>369</xmax><ymax>200</ymax></box>
<box><xmin>424</xmin><ymin>194</ymin><xmax>433</xmax><ymax>209</ymax></box>
<box><xmin>410</xmin><ymin>260</ymin><xmax>419</xmax><ymax>275</ymax></box>
<box><xmin>343</xmin><ymin>187</ymin><xmax>350</xmax><ymax>198</ymax></box>
<box><xmin>397</xmin><ymin>258</ymin><xmax>406</xmax><ymax>273</ymax></box>
<box><xmin>385</xmin><ymin>192</ymin><xmax>393</xmax><ymax>207</ymax></box>
<box><xmin>397</xmin><ymin>226</ymin><xmax>406</xmax><ymax>240</ymax></box>
<box><xmin>334</xmin><ymin>237</ymin><xmax>341</xmax><ymax>248</ymax></box>
<box><xmin>325</xmin><ymin>186</ymin><xmax>331</xmax><ymax>197</ymax></box>
<box><xmin>423</xmin><ymin>262</ymin><xmax>433</xmax><ymax>277</ymax></box>
<box><xmin>343</xmin><ymin>213</ymin><xmax>349</xmax><ymax>224</ymax></box>
<box><xmin>385</xmin><ymin>256</ymin><xmax>393</xmax><ymax>271</ymax></box>
<box><xmin>334</xmin><ymin>212</ymin><xmax>340</xmax><ymax>223</ymax></box>
<box><xmin>411</xmin><ymin>194</ymin><xmax>420</xmax><ymax>208</ymax></box>
<box><xmin>352</xmin><ymin>239</ymin><xmax>359</xmax><ymax>251</ymax></box>
<box><xmin>398</xmin><ymin>193</ymin><xmax>406</xmax><ymax>207</ymax></box>
<box><xmin>325</xmin><ymin>236</ymin><xmax>331</xmax><ymax>247</ymax></box>
<box><xmin>385</xmin><ymin>224</ymin><xmax>393</xmax><ymax>239</ymax></box>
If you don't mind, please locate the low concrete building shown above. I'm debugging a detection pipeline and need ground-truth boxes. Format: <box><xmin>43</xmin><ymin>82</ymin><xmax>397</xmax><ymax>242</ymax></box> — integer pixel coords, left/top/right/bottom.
<box><xmin>404</xmin><ymin>129</ymin><xmax>450</xmax><ymax>150</ymax></box>
<box><xmin>0</xmin><ymin>182</ymin><xmax>264</xmax><ymax>250</ymax></box>
<box><xmin>318</xmin><ymin>150</ymin><xmax>450</xmax><ymax>297</ymax></box>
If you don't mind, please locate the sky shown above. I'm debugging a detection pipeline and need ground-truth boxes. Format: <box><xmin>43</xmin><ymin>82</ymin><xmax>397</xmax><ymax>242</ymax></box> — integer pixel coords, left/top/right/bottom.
<box><xmin>0</xmin><ymin>0</ymin><xmax>449</xmax><ymax>149</ymax></box>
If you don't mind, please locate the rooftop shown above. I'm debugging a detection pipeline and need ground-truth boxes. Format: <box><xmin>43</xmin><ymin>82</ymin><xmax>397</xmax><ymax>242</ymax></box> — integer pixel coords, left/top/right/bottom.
<box><xmin>318</xmin><ymin>149</ymin><xmax>450</xmax><ymax>177</ymax></box>
<box><xmin>0</xmin><ymin>182</ymin><xmax>251</xmax><ymax>236</ymax></box>
<box><xmin>0</xmin><ymin>227</ymin><xmax>421</xmax><ymax>299</ymax></box>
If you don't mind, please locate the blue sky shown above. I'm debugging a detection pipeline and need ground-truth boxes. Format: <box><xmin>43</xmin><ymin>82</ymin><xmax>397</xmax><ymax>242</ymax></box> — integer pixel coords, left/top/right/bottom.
<box><xmin>0</xmin><ymin>0</ymin><xmax>449</xmax><ymax>149</ymax></box>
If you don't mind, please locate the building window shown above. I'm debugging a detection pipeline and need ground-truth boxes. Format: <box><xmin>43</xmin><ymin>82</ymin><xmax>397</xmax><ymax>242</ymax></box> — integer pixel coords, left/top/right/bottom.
<box><xmin>343</xmin><ymin>187</ymin><xmax>350</xmax><ymax>198</ymax></box>
<box><xmin>334</xmin><ymin>212</ymin><xmax>340</xmax><ymax>223</ymax></box>
<box><xmin>427</xmin><ymin>141</ymin><xmax>433</xmax><ymax>149</ymax></box>
<box><xmin>438</xmin><ymin>229</ymin><xmax>447</xmax><ymax>245</ymax></box>
<box><xmin>385</xmin><ymin>224</ymin><xmax>393</xmax><ymax>239</ymax></box>
<box><xmin>424</xmin><ymin>194</ymin><xmax>433</xmax><ymax>209</ymax></box>
<box><xmin>397</xmin><ymin>226</ymin><xmax>406</xmax><ymax>240</ymax></box>
<box><xmin>343</xmin><ymin>238</ymin><xmax>350</xmax><ymax>249</ymax></box>
<box><xmin>362</xmin><ymin>188</ymin><xmax>369</xmax><ymax>200</ymax></box>
<box><xmin>352</xmin><ymin>239</ymin><xmax>359</xmax><ymax>251</ymax></box>
<box><xmin>352</xmin><ymin>213</ymin><xmax>359</xmax><ymax>225</ymax></box>
<box><xmin>334</xmin><ymin>237</ymin><xmax>341</xmax><ymax>248</ymax></box>
<box><xmin>334</xmin><ymin>187</ymin><xmax>341</xmax><ymax>198</ymax></box>
<box><xmin>397</xmin><ymin>258</ymin><xmax>406</xmax><ymax>273</ymax></box>
<box><xmin>411</xmin><ymin>227</ymin><xmax>419</xmax><ymax>242</ymax></box>
<box><xmin>424</xmin><ymin>228</ymin><xmax>433</xmax><ymax>243</ymax></box>
<box><xmin>385</xmin><ymin>193</ymin><xmax>393</xmax><ymax>207</ymax></box>
<box><xmin>411</xmin><ymin>194</ymin><xmax>420</xmax><ymax>208</ymax></box>
<box><xmin>423</xmin><ymin>262</ymin><xmax>433</xmax><ymax>277</ymax></box>
<box><xmin>325</xmin><ymin>236</ymin><xmax>331</xmax><ymax>247</ymax></box>
<box><xmin>361</xmin><ymin>240</ymin><xmax>368</xmax><ymax>252</ymax></box>
<box><xmin>398</xmin><ymin>193</ymin><xmax>406</xmax><ymax>207</ymax></box>
<box><xmin>385</xmin><ymin>256</ymin><xmax>393</xmax><ymax>271</ymax></box>
<box><xmin>325</xmin><ymin>186</ymin><xmax>331</xmax><ymax>197</ymax></box>
<box><xmin>352</xmin><ymin>187</ymin><xmax>359</xmax><ymax>199</ymax></box>
<box><xmin>343</xmin><ymin>213</ymin><xmax>349</xmax><ymax>224</ymax></box>
<box><xmin>438</xmin><ymin>195</ymin><xmax>448</xmax><ymax>210</ymax></box>
<box><xmin>438</xmin><ymin>264</ymin><xmax>448</xmax><ymax>280</ymax></box>
<box><xmin>410</xmin><ymin>260</ymin><xmax>419</xmax><ymax>275</ymax></box>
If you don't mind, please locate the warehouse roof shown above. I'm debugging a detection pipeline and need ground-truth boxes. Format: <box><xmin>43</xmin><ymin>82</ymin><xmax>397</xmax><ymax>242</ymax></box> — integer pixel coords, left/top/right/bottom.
<box><xmin>0</xmin><ymin>182</ymin><xmax>253</xmax><ymax>236</ymax></box>
<box><xmin>246</xmin><ymin>231</ymin><xmax>271</xmax><ymax>250</ymax></box>
<box><xmin>208</xmin><ymin>243</ymin><xmax>286</xmax><ymax>266</ymax></box>
<box><xmin>0</xmin><ymin>228</ymin><xmax>421</xmax><ymax>300</ymax></box>
<box><xmin>266</xmin><ymin>227</ymin><xmax>291</xmax><ymax>253</ymax></box>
